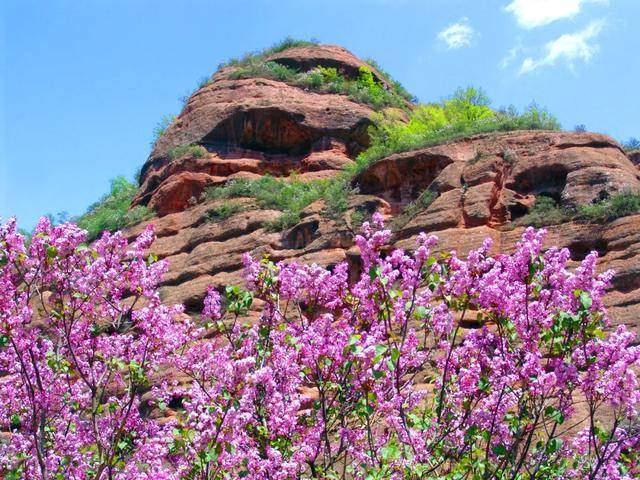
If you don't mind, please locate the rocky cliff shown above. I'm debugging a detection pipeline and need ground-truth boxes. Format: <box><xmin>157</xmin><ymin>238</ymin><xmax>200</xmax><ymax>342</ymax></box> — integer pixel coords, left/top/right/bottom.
<box><xmin>128</xmin><ymin>44</ymin><xmax>640</xmax><ymax>338</ymax></box>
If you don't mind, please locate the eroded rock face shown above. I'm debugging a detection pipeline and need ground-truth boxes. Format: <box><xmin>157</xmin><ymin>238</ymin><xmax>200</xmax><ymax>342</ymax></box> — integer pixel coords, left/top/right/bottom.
<box><xmin>125</xmin><ymin>45</ymin><xmax>640</xmax><ymax>343</ymax></box>
<box><xmin>356</xmin><ymin>131</ymin><xmax>639</xmax><ymax>216</ymax></box>
<box><xmin>132</xmin><ymin>44</ymin><xmax>384</xmax><ymax>216</ymax></box>
<box><xmin>126</xmin><ymin>128</ymin><xmax>640</xmax><ymax>341</ymax></box>
<box><xmin>133</xmin><ymin>78</ymin><xmax>373</xmax><ymax>214</ymax></box>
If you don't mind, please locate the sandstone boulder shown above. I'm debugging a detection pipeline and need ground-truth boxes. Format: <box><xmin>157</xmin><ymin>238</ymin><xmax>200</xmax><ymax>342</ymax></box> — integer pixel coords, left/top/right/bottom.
<box><xmin>357</xmin><ymin>131</ymin><xmax>639</xmax><ymax>229</ymax></box>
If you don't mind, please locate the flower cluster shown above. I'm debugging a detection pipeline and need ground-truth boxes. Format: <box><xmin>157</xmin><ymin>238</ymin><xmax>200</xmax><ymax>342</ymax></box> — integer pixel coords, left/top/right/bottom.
<box><xmin>0</xmin><ymin>217</ymin><xmax>191</xmax><ymax>479</ymax></box>
<box><xmin>0</xmin><ymin>214</ymin><xmax>638</xmax><ymax>479</ymax></box>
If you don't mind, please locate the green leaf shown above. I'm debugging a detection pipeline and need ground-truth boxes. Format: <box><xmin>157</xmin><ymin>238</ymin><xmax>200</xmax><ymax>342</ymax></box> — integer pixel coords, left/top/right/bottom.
<box><xmin>374</xmin><ymin>344</ymin><xmax>388</xmax><ymax>356</ymax></box>
<box><xmin>390</xmin><ymin>347</ymin><xmax>400</xmax><ymax>364</ymax></box>
<box><xmin>477</xmin><ymin>376</ymin><xmax>490</xmax><ymax>393</ymax></box>
<box><xmin>492</xmin><ymin>444</ymin><xmax>508</xmax><ymax>457</ymax></box>
<box><xmin>204</xmin><ymin>446</ymin><xmax>219</xmax><ymax>463</ymax></box>
<box><xmin>544</xmin><ymin>405</ymin><xmax>565</xmax><ymax>425</ymax></box>
<box><xmin>547</xmin><ymin>438</ymin><xmax>562</xmax><ymax>453</ymax></box>
<box><xmin>464</xmin><ymin>425</ymin><xmax>479</xmax><ymax>441</ymax></box>
<box><xmin>369</xmin><ymin>266</ymin><xmax>381</xmax><ymax>281</ymax></box>
<box><xmin>579</xmin><ymin>292</ymin><xmax>592</xmax><ymax>310</ymax></box>
<box><xmin>414</xmin><ymin>305</ymin><xmax>429</xmax><ymax>320</ymax></box>
<box><xmin>46</xmin><ymin>245</ymin><xmax>58</xmax><ymax>259</ymax></box>
<box><xmin>9</xmin><ymin>413</ymin><xmax>20</xmax><ymax>429</ymax></box>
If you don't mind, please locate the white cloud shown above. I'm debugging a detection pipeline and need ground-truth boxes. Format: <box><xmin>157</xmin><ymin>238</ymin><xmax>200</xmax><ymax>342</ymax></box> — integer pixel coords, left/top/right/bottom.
<box><xmin>519</xmin><ymin>20</ymin><xmax>604</xmax><ymax>74</ymax></box>
<box><xmin>438</xmin><ymin>18</ymin><xmax>476</xmax><ymax>49</ymax></box>
<box><xmin>500</xmin><ymin>43</ymin><xmax>524</xmax><ymax>69</ymax></box>
<box><xmin>505</xmin><ymin>0</ymin><xmax>608</xmax><ymax>29</ymax></box>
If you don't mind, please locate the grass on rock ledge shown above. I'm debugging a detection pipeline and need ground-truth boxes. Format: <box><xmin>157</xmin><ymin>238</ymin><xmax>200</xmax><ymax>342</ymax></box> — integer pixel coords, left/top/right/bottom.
<box><xmin>348</xmin><ymin>87</ymin><xmax>561</xmax><ymax>176</ymax></box>
<box><xmin>218</xmin><ymin>34</ymin><xmax>414</xmax><ymax>112</ymax></box>
<box><xmin>203</xmin><ymin>175</ymin><xmax>355</xmax><ymax>232</ymax></box>
<box><xmin>220</xmin><ymin>37</ymin><xmax>320</xmax><ymax>68</ymax></box>
<box><xmin>167</xmin><ymin>144</ymin><xmax>207</xmax><ymax>160</ymax></box>
<box><xmin>227</xmin><ymin>62</ymin><xmax>412</xmax><ymax>110</ymax></box>
<box><xmin>203</xmin><ymin>201</ymin><xmax>244</xmax><ymax>224</ymax></box>
<box><xmin>76</xmin><ymin>177</ymin><xmax>153</xmax><ymax>242</ymax></box>
<box><xmin>575</xmin><ymin>191</ymin><xmax>640</xmax><ymax>223</ymax></box>
<box><xmin>518</xmin><ymin>191</ymin><xmax>640</xmax><ymax>228</ymax></box>
<box><xmin>217</xmin><ymin>37</ymin><xmax>413</xmax><ymax>110</ymax></box>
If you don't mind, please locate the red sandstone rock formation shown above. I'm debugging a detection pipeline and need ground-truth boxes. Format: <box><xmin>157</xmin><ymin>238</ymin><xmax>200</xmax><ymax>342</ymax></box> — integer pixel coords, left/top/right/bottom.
<box><xmin>133</xmin><ymin>77</ymin><xmax>373</xmax><ymax>215</ymax></box>
<box><xmin>133</xmin><ymin>45</ymin><xmax>386</xmax><ymax>216</ymax></box>
<box><xmin>126</xmin><ymin>44</ymin><xmax>640</xmax><ymax>341</ymax></box>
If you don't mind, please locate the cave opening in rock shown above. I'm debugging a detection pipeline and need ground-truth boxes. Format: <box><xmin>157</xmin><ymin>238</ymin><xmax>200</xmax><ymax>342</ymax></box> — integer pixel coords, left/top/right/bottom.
<box><xmin>357</xmin><ymin>155</ymin><xmax>452</xmax><ymax>208</ymax></box>
<box><xmin>201</xmin><ymin>108</ymin><xmax>315</xmax><ymax>155</ymax></box>
<box><xmin>284</xmin><ymin>219</ymin><xmax>320</xmax><ymax>249</ymax></box>
<box><xmin>508</xmin><ymin>202</ymin><xmax>529</xmax><ymax>221</ymax></box>
<box><xmin>509</xmin><ymin>165</ymin><xmax>569</xmax><ymax>201</ymax></box>
<box><xmin>568</xmin><ymin>238</ymin><xmax>608</xmax><ymax>261</ymax></box>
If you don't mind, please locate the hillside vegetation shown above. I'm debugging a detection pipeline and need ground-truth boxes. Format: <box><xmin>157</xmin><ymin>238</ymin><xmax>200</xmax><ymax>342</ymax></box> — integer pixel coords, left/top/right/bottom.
<box><xmin>218</xmin><ymin>37</ymin><xmax>413</xmax><ymax>110</ymax></box>
<box><xmin>349</xmin><ymin>86</ymin><xmax>560</xmax><ymax>174</ymax></box>
<box><xmin>64</xmin><ymin>40</ymin><xmax>639</xmax><ymax>239</ymax></box>
<box><xmin>519</xmin><ymin>191</ymin><xmax>640</xmax><ymax>227</ymax></box>
<box><xmin>220</xmin><ymin>37</ymin><xmax>320</xmax><ymax>68</ymax></box>
<box><xmin>75</xmin><ymin>177</ymin><xmax>153</xmax><ymax>241</ymax></box>
<box><xmin>228</xmin><ymin>62</ymin><xmax>412</xmax><ymax>110</ymax></box>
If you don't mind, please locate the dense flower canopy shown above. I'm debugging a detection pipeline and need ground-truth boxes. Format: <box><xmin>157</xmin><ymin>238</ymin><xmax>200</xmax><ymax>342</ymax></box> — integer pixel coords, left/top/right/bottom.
<box><xmin>0</xmin><ymin>214</ymin><xmax>638</xmax><ymax>479</ymax></box>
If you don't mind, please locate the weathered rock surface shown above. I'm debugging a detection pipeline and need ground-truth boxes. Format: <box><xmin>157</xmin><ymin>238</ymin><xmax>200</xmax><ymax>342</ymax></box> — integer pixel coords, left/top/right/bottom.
<box><xmin>126</xmin><ymin>45</ymin><xmax>640</xmax><ymax>342</ymax></box>
<box><xmin>133</xmin><ymin>77</ymin><xmax>373</xmax><ymax>214</ymax></box>
<box><xmin>356</xmin><ymin>131</ymin><xmax>638</xmax><ymax>214</ymax></box>
<box><xmin>128</xmin><ymin>133</ymin><xmax>640</xmax><ymax>340</ymax></box>
<box><xmin>133</xmin><ymin>46</ymin><xmax>381</xmax><ymax>215</ymax></box>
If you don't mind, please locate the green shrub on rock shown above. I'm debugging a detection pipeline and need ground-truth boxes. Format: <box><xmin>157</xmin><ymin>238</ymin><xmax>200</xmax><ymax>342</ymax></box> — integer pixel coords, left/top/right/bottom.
<box><xmin>167</xmin><ymin>144</ymin><xmax>207</xmax><ymax>160</ymax></box>
<box><xmin>203</xmin><ymin>201</ymin><xmax>244</xmax><ymax>223</ymax></box>
<box><xmin>518</xmin><ymin>195</ymin><xmax>569</xmax><ymax>227</ymax></box>
<box><xmin>352</xmin><ymin>88</ymin><xmax>561</xmax><ymax>175</ymax></box>
<box><xmin>576</xmin><ymin>191</ymin><xmax>640</xmax><ymax>223</ymax></box>
<box><xmin>76</xmin><ymin>176</ymin><xmax>153</xmax><ymax>242</ymax></box>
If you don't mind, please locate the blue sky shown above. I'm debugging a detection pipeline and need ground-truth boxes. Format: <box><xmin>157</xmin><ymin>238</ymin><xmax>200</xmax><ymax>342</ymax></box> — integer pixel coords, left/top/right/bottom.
<box><xmin>2</xmin><ymin>0</ymin><xmax>639</xmax><ymax>230</ymax></box>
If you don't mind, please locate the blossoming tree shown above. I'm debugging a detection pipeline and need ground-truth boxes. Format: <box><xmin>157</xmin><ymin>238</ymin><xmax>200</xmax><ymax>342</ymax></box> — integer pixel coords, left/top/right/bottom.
<box><xmin>0</xmin><ymin>214</ymin><xmax>638</xmax><ymax>479</ymax></box>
